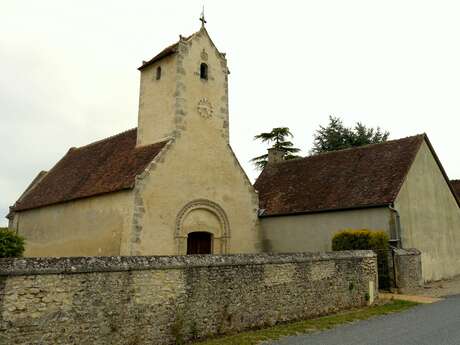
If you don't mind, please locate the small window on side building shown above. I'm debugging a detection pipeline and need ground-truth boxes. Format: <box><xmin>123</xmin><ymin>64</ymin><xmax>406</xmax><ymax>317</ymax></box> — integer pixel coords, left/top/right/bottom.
<box><xmin>156</xmin><ymin>66</ymin><xmax>162</xmax><ymax>80</ymax></box>
<box><xmin>200</xmin><ymin>63</ymin><xmax>208</xmax><ymax>80</ymax></box>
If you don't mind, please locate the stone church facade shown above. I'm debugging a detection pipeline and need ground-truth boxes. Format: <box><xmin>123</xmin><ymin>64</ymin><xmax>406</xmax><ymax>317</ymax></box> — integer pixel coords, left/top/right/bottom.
<box><xmin>8</xmin><ymin>26</ymin><xmax>261</xmax><ymax>257</ymax></box>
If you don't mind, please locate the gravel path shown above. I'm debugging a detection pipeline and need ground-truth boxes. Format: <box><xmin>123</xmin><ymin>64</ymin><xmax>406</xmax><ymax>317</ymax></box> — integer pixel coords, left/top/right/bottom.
<box><xmin>267</xmin><ymin>295</ymin><xmax>460</xmax><ymax>345</ymax></box>
<box><xmin>411</xmin><ymin>274</ymin><xmax>460</xmax><ymax>298</ymax></box>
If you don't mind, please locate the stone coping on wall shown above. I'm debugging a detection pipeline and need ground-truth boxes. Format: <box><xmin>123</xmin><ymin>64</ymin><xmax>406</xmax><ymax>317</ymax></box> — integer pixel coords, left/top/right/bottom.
<box><xmin>0</xmin><ymin>250</ymin><xmax>375</xmax><ymax>276</ymax></box>
<box><xmin>393</xmin><ymin>248</ymin><xmax>421</xmax><ymax>256</ymax></box>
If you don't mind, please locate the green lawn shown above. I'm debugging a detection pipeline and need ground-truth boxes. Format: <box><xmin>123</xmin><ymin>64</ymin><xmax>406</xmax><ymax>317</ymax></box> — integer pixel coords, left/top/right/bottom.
<box><xmin>193</xmin><ymin>300</ymin><xmax>418</xmax><ymax>345</ymax></box>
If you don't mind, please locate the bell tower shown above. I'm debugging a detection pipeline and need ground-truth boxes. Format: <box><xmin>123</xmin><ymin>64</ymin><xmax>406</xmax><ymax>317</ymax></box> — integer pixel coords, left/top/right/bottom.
<box><xmin>136</xmin><ymin>23</ymin><xmax>230</xmax><ymax>147</ymax></box>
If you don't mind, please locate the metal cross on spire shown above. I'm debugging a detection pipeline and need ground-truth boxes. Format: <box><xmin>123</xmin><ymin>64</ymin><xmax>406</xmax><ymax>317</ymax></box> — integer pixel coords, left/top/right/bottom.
<box><xmin>199</xmin><ymin>5</ymin><xmax>207</xmax><ymax>27</ymax></box>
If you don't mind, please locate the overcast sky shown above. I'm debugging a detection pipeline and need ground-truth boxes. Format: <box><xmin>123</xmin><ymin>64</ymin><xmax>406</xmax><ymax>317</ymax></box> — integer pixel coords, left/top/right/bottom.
<box><xmin>1</xmin><ymin>0</ymin><xmax>460</xmax><ymax>226</ymax></box>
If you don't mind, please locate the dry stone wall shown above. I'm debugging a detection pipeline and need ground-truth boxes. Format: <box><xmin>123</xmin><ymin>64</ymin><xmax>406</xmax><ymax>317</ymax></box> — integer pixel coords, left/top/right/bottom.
<box><xmin>0</xmin><ymin>252</ymin><xmax>377</xmax><ymax>345</ymax></box>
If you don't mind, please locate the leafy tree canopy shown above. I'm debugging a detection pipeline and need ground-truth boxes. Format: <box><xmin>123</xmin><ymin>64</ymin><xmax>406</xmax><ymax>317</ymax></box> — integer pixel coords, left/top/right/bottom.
<box><xmin>311</xmin><ymin>116</ymin><xmax>390</xmax><ymax>154</ymax></box>
<box><xmin>251</xmin><ymin>127</ymin><xmax>301</xmax><ymax>170</ymax></box>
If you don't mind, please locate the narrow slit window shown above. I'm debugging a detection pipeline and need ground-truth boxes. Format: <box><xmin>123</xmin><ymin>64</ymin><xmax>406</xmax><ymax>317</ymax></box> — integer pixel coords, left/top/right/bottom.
<box><xmin>200</xmin><ymin>63</ymin><xmax>208</xmax><ymax>80</ymax></box>
<box><xmin>156</xmin><ymin>66</ymin><xmax>162</xmax><ymax>80</ymax></box>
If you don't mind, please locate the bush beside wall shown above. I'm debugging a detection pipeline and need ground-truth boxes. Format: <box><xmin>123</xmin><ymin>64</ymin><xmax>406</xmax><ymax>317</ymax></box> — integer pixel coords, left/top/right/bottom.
<box><xmin>0</xmin><ymin>228</ymin><xmax>25</xmax><ymax>258</ymax></box>
<box><xmin>332</xmin><ymin>229</ymin><xmax>390</xmax><ymax>289</ymax></box>
<box><xmin>332</xmin><ymin>229</ymin><xmax>389</xmax><ymax>252</ymax></box>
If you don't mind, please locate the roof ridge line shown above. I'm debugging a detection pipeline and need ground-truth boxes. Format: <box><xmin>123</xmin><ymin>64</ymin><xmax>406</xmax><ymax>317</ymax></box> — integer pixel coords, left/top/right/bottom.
<box><xmin>272</xmin><ymin>133</ymin><xmax>425</xmax><ymax>166</ymax></box>
<box><xmin>312</xmin><ymin>133</ymin><xmax>425</xmax><ymax>155</ymax></box>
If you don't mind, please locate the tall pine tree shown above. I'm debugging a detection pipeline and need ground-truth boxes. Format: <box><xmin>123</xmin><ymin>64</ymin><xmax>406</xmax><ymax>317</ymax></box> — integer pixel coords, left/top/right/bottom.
<box><xmin>251</xmin><ymin>127</ymin><xmax>301</xmax><ymax>170</ymax></box>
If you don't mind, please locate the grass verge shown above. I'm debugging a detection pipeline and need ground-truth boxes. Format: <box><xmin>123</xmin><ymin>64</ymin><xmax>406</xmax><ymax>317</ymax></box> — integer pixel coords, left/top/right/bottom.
<box><xmin>193</xmin><ymin>299</ymin><xmax>418</xmax><ymax>345</ymax></box>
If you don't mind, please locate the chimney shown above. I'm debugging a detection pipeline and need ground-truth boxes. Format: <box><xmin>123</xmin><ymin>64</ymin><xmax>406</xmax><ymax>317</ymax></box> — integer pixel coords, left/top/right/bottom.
<box><xmin>267</xmin><ymin>147</ymin><xmax>285</xmax><ymax>164</ymax></box>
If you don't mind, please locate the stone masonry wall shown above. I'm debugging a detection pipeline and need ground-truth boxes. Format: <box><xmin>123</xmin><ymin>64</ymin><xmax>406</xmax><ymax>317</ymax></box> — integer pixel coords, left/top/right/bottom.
<box><xmin>0</xmin><ymin>251</ymin><xmax>377</xmax><ymax>345</ymax></box>
<box><xmin>394</xmin><ymin>248</ymin><xmax>423</xmax><ymax>293</ymax></box>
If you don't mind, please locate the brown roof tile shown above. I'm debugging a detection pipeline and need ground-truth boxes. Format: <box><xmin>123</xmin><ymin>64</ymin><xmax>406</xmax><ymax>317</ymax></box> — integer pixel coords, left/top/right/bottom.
<box><xmin>451</xmin><ymin>180</ymin><xmax>460</xmax><ymax>198</ymax></box>
<box><xmin>138</xmin><ymin>34</ymin><xmax>194</xmax><ymax>71</ymax></box>
<box><xmin>254</xmin><ymin>135</ymin><xmax>425</xmax><ymax>216</ymax></box>
<box><xmin>13</xmin><ymin>129</ymin><xmax>167</xmax><ymax>211</ymax></box>
<box><xmin>138</xmin><ymin>42</ymin><xmax>178</xmax><ymax>70</ymax></box>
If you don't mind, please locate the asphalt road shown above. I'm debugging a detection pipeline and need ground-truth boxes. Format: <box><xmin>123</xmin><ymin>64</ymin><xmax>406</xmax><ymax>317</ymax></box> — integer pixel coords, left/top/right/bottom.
<box><xmin>268</xmin><ymin>295</ymin><xmax>460</xmax><ymax>345</ymax></box>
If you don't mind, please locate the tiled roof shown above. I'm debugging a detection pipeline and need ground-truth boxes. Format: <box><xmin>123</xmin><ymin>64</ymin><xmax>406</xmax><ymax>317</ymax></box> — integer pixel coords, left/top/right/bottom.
<box><xmin>451</xmin><ymin>180</ymin><xmax>460</xmax><ymax>199</ymax></box>
<box><xmin>138</xmin><ymin>34</ymin><xmax>193</xmax><ymax>71</ymax></box>
<box><xmin>138</xmin><ymin>42</ymin><xmax>179</xmax><ymax>70</ymax></box>
<box><xmin>255</xmin><ymin>135</ymin><xmax>426</xmax><ymax>217</ymax></box>
<box><xmin>13</xmin><ymin>129</ymin><xmax>167</xmax><ymax>211</ymax></box>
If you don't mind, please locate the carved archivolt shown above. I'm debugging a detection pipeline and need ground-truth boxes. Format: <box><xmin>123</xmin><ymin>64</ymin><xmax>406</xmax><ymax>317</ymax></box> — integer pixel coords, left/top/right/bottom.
<box><xmin>175</xmin><ymin>199</ymin><xmax>230</xmax><ymax>238</ymax></box>
<box><xmin>175</xmin><ymin>199</ymin><xmax>230</xmax><ymax>255</ymax></box>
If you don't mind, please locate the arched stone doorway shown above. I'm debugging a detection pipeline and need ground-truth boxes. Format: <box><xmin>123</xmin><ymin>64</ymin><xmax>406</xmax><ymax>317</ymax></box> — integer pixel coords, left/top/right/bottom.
<box><xmin>175</xmin><ymin>199</ymin><xmax>230</xmax><ymax>255</ymax></box>
<box><xmin>187</xmin><ymin>231</ymin><xmax>213</xmax><ymax>254</ymax></box>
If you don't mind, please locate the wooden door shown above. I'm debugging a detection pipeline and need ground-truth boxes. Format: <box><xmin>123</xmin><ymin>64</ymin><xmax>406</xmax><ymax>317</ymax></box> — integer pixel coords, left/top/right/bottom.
<box><xmin>187</xmin><ymin>232</ymin><xmax>212</xmax><ymax>254</ymax></box>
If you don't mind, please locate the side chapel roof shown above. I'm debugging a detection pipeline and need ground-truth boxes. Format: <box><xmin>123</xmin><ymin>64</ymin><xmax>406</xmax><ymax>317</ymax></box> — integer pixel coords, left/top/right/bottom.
<box><xmin>255</xmin><ymin>134</ymin><xmax>460</xmax><ymax>217</ymax></box>
<box><xmin>13</xmin><ymin>129</ymin><xmax>167</xmax><ymax>212</ymax></box>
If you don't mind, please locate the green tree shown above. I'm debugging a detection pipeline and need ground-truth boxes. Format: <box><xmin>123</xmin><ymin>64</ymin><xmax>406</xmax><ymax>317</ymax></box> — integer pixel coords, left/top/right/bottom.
<box><xmin>0</xmin><ymin>228</ymin><xmax>25</xmax><ymax>258</ymax></box>
<box><xmin>251</xmin><ymin>127</ymin><xmax>301</xmax><ymax>169</ymax></box>
<box><xmin>311</xmin><ymin>116</ymin><xmax>390</xmax><ymax>154</ymax></box>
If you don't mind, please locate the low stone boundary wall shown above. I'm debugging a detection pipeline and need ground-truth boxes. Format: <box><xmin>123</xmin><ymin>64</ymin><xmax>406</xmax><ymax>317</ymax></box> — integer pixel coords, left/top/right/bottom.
<box><xmin>0</xmin><ymin>251</ymin><xmax>377</xmax><ymax>345</ymax></box>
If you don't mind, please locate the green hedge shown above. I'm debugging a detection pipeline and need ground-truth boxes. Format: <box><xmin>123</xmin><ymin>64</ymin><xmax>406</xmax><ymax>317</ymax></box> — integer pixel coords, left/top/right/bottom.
<box><xmin>0</xmin><ymin>228</ymin><xmax>25</xmax><ymax>258</ymax></box>
<box><xmin>332</xmin><ymin>229</ymin><xmax>389</xmax><ymax>252</ymax></box>
<box><xmin>332</xmin><ymin>229</ymin><xmax>390</xmax><ymax>289</ymax></box>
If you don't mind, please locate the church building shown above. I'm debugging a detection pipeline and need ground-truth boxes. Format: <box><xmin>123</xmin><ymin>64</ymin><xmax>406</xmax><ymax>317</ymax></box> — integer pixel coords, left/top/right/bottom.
<box><xmin>7</xmin><ymin>20</ymin><xmax>460</xmax><ymax>284</ymax></box>
<box><xmin>8</xmin><ymin>24</ymin><xmax>262</xmax><ymax>257</ymax></box>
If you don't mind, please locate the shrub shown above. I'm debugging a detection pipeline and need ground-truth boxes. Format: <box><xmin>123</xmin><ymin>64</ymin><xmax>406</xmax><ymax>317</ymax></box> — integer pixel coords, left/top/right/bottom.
<box><xmin>332</xmin><ymin>229</ymin><xmax>389</xmax><ymax>252</ymax></box>
<box><xmin>0</xmin><ymin>228</ymin><xmax>25</xmax><ymax>258</ymax></box>
<box><xmin>332</xmin><ymin>229</ymin><xmax>390</xmax><ymax>290</ymax></box>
